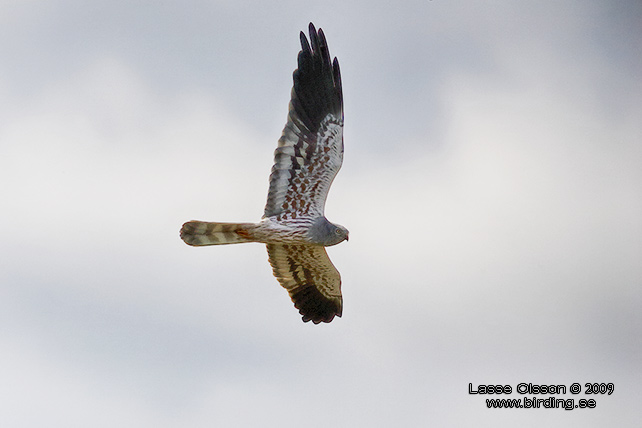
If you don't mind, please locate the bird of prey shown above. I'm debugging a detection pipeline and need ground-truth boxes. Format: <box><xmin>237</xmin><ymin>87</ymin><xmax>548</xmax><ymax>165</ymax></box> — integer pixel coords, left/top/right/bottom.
<box><xmin>180</xmin><ymin>23</ymin><xmax>347</xmax><ymax>324</ymax></box>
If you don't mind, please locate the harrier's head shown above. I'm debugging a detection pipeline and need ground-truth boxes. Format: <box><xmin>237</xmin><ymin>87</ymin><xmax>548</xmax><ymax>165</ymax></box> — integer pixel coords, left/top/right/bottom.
<box><xmin>309</xmin><ymin>217</ymin><xmax>349</xmax><ymax>246</ymax></box>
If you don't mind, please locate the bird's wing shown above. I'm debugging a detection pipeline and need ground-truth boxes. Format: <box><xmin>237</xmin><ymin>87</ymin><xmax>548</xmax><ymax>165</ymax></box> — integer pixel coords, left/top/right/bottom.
<box><xmin>267</xmin><ymin>243</ymin><xmax>342</xmax><ymax>323</ymax></box>
<box><xmin>264</xmin><ymin>23</ymin><xmax>344</xmax><ymax>221</ymax></box>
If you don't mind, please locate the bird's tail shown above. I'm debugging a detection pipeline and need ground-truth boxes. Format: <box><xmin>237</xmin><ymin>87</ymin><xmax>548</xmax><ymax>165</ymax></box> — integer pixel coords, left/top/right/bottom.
<box><xmin>180</xmin><ymin>221</ymin><xmax>259</xmax><ymax>246</ymax></box>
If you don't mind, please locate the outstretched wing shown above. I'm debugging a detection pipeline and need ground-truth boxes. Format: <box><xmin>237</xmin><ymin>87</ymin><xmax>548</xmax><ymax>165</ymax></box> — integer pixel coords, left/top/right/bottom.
<box><xmin>266</xmin><ymin>243</ymin><xmax>342</xmax><ymax>323</ymax></box>
<box><xmin>264</xmin><ymin>23</ymin><xmax>344</xmax><ymax>220</ymax></box>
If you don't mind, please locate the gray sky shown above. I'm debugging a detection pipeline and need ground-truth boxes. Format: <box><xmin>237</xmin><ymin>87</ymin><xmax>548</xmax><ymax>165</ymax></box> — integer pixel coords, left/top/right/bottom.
<box><xmin>1</xmin><ymin>0</ymin><xmax>641</xmax><ymax>426</ymax></box>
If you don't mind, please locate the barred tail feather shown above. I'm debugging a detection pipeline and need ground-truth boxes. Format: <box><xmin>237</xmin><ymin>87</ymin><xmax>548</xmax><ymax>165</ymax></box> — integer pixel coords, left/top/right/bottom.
<box><xmin>180</xmin><ymin>221</ymin><xmax>258</xmax><ymax>246</ymax></box>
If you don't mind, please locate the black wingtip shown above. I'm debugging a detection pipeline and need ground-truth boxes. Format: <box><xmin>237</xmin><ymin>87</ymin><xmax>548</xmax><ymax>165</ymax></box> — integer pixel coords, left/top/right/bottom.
<box><xmin>291</xmin><ymin>284</ymin><xmax>342</xmax><ymax>324</ymax></box>
<box><xmin>290</xmin><ymin>23</ymin><xmax>343</xmax><ymax>133</ymax></box>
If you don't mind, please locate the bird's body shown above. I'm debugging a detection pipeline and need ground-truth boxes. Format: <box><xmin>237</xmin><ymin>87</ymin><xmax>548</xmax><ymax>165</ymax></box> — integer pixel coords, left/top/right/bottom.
<box><xmin>180</xmin><ymin>23</ymin><xmax>348</xmax><ymax>324</ymax></box>
<box><xmin>181</xmin><ymin>216</ymin><xmax>346</xmax><ymax>247</ymax></box>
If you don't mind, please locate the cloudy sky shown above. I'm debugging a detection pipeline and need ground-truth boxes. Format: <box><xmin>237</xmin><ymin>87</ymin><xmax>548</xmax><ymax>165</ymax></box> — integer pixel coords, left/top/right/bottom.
<box><xmin>1</xmin><ymin>0</ymin><xmax>641</xmax><ymax>426</ymax></box>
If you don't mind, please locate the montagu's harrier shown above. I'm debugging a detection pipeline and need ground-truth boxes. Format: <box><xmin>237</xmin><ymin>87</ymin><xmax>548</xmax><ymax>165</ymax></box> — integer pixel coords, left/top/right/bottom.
<box><xmin>180</xmin><ymin>23</ymin><xmax>347</xmax><ymax>324</ymax></box>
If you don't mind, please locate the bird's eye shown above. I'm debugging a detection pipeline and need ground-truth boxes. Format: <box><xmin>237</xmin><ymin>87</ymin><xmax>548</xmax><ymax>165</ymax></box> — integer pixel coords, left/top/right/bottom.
<box><xmin>335</xmin><ymin>229</ymin><xmax>341</xmax><ymax>234</ymax></box>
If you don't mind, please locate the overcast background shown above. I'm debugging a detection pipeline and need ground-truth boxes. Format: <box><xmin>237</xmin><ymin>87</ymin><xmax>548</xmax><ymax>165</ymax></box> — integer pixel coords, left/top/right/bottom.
<box><xmin>1</xmin><ymin>0</ymin><xmax>641</xmax><ymax>427</ymax></box>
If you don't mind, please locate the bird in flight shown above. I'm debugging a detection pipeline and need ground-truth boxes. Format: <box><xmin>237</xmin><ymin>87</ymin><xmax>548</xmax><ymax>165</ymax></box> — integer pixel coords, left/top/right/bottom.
<box><xmin>180</xmin><ymin>23</ymin><xmax>347</xmax><ymax>324</ymax></box>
